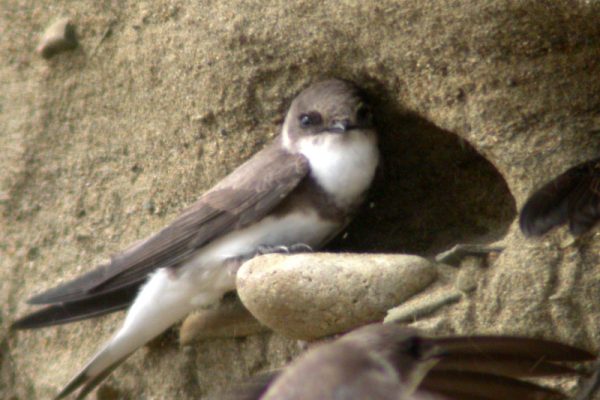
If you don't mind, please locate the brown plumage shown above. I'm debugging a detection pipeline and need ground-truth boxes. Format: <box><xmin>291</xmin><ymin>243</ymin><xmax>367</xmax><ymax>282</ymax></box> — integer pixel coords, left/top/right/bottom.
<box><xmin>227</xmin><ymin>323</ymin><xmax>595</xmax><ymax>400</ymax></box>
<box><xmin>13</xmin><ymin>79</ymin><xmax>380</xmax><ymax>399</ymax></box>
<box><xmin>519</xmin><ymin>157</ymin><xmax>600</xmax><ymax>237</ymax></box>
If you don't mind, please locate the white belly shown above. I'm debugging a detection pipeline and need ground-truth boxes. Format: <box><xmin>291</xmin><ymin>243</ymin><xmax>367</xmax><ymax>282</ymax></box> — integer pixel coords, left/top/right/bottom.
<box><xmin>180</xmin><ymin>209</ymin><xmax>339</xmax><ymax>304</ymax></box>
<box><xmin>122</xmin><ymin>128</ymin><xmax>378</xmax><ymax>331</ymax></box>
<box><xmin>121</xmin><ymin>209</ymin><xmax>338</xmax><ymax>334</ymax></box>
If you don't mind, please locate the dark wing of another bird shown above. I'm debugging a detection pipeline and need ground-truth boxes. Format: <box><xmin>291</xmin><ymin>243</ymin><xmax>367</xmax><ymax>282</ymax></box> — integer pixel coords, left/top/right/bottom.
<box><xmin>13</xmin><ymin>140</ymin><xmax>309</xmax><ymax>329</ymax></box>
<box><xmin>419</xmin><ymin>335</ymin><xmax>594</xmax><ymax>400</ymax></box>
<box><xmin>420</xmin><ymin>370</ymin><xmax>567</xmax><ymax>400</ymax></box>
<box><xmin>519</xmin><ymin>158</ymin><xmax>600</xmax><ymax>237</ymax></box>
<box><xmin>224</xmin><ymin>325</ymin><xmax>595</xmax><ymax>400</ymax></box>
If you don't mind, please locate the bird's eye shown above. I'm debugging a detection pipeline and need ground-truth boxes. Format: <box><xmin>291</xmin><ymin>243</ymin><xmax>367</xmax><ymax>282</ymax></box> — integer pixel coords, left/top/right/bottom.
<box><xmin>356</xmin><ymin>105</ymin><xmax>372</xmax><ymax>124</ymax></box>
<box><xmin>299</xmin><ymin>111</ymin><xmax>323</xmax><ymax>128</ymax></box>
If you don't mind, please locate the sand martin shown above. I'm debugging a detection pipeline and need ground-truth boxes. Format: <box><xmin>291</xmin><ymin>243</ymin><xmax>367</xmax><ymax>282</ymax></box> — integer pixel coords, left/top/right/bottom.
<box><xmin>229</xmin><ymin>323</ymin><xmax>593</xmax><ymax>400</ymax></box>
<box><xmin>520</xmin><ymin>157</ymin><xmax>600</xmax><ymax>237</ymax></box>
<box><xmin>13</xmin><ymin>79</ymin><xmax>380</xmax><ymax>399</ymax></box>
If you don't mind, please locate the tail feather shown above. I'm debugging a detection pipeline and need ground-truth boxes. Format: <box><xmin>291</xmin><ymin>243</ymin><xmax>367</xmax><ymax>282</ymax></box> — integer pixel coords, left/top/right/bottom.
<box><xmin>54</xmin><ymin>327</ymin><xmax>148</xmax><ymax>399</ymax></box>
<box><xmin>51</xmin><ymin>269</ymin><xmax>198</xmax><ymax>398</ymax></box>
<box><xmin>56</xmin><ymin>352</ymin><xmax>129</xmax><ymax>400</ymax></box>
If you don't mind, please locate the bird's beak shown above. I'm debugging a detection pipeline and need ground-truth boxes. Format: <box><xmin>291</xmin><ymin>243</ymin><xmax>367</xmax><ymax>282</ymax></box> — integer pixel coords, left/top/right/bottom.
<box><xmin>329</xmin><ymin>119</ymin><xmax>351</xmax><ymax>133</ymax></box>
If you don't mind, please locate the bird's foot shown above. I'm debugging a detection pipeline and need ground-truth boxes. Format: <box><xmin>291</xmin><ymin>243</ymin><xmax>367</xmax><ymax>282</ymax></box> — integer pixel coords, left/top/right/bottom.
<box><xmin>256</xmin><ymin>243</ymin><xmax>313</xmax><ymax>256</ymax></box>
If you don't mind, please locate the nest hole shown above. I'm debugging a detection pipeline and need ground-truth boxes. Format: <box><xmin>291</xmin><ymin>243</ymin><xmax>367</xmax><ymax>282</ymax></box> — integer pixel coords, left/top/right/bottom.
<box><xmin>329</xmin><ymin>113</ymin><xmax>516</xmax><ymax>256</ymax></box>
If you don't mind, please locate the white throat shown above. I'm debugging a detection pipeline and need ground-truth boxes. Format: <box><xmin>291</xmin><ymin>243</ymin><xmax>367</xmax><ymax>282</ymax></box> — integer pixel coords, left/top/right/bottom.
<box><xmin>284</xmin><ymin>127</ymin><xmax>379</xmax><ymax>207</ymax></box>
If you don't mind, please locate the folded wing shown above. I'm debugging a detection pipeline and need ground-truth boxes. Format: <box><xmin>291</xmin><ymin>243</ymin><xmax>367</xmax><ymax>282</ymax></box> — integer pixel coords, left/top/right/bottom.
<box><xmin>519</xmin><ymin>158</ymin><xmax>600</xmax><ymax>237</ymax></box>
<box><xmin>14</xmin><ymin>141</ymin><xmax>309</xmax><ymax>329</ymax></box>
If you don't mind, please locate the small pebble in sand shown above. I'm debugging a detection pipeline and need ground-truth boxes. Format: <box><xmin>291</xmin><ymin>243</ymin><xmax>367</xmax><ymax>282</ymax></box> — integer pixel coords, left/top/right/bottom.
<box><xmin>37</xmin><ymin>17</ymin><xmax>78</xmax><ymax>59</ymax></box>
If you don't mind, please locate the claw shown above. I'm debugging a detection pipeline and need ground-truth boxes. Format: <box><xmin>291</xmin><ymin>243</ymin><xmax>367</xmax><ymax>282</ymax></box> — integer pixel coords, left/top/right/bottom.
<box><xmin>256</xmin><ymin>243</ymin><xmax>313</xmax><ymax>256</ymax></box>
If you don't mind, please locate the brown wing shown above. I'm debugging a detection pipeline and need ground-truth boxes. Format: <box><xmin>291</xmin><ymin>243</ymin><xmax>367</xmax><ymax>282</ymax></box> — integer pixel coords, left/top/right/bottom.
<box><xmin>429</xmin><ymin>335</ymin><xmax>594</xmax><ymax>363</ymax></box>
<box><xmin>519</xmin><ymin>157</ymin><xmax>600</xmax><ymax>237</ymax></box>
<box><xmin>11</xmin><ymin>284</ymin><xmax>137</xmax><ymax>329</ymax></box>
<box><xmin>27</xmin><ymin>140</ymin><xmax>309</xmax><ymax>305</ymax></box>
<box><xmin>418</xmin><ymin>336</ymin><xmax>593</xmax><ymax>400</ymax></box>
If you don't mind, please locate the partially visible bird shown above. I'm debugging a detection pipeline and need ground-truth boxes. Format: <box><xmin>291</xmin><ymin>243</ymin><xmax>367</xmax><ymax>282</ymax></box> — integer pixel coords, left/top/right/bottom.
<box><xmin>519</xmin><ymin>158</ymin><xmax>600</xmax><ymax>237</ymax></box>
<box><xmin>227</xmin><ymin>323</ymin><xmax>595</xmax><ymax>400</ymax></box>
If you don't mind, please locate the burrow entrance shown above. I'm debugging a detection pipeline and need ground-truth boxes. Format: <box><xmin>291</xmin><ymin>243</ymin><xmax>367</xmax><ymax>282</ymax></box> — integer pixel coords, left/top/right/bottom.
<box><xmin>329</xmin><ymin>113</ymin><xmax>516</xmax><ymax>256</ymax></box>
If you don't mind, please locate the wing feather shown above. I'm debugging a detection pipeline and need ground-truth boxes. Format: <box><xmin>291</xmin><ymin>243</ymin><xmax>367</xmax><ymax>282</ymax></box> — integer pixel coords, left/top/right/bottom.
<box><xmin>26</xmin><ymin>141</ymin><xmax>309</xmax><ymax>306</ymax></box>
<box><xmin>421</xmin><ymin>370</ymin><xmax>567</xmax><ymax>400</ymax></box>
<box><xmin>519</xmin><ymin>158</ymin><xmax>600</xmax><ymax>237</ymax></box>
